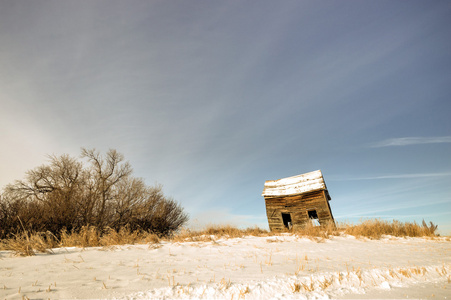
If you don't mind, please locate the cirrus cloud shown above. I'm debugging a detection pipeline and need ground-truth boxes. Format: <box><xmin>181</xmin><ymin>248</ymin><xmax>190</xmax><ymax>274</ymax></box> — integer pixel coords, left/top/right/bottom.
<box><xmin>369</xmin><ymin>136</ymin><xmax>451</xmax><ymax>148</ymax></box>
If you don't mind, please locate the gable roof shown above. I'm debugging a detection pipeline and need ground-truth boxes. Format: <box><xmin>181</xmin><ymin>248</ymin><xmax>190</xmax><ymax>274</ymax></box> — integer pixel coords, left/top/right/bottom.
<box><xmin>262</xmin><ymin>170</ymin><xmax>329</xmax><ymax>198</ymax></box>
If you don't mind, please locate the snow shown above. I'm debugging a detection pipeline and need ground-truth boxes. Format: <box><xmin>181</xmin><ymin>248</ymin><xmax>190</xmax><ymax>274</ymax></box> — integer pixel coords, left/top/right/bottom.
<box><xmin>0</xmin><ymin>235</ymin><xmax>450</xmax><ymax>299</ymax></box>
<box><xmin>262</xmin><ymin>170</ymin><xmax>326</xmax><ymax>197</ymax></box>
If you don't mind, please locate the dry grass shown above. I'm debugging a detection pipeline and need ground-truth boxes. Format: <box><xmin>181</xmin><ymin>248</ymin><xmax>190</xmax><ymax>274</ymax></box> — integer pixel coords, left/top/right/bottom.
<box><xmin>60</xmin><ymin>226</ymin><xmax>101</xmax><ymax>248</ymax></box>
<box><xmin>291</xmin><ymin>282</ymin><xmax>302</xmax><ymax>293</ymax></box>
<box><xmin>60</xmin><ymin>226</ymin><xmax>161</xmax><ymax>248</ymax></box>
<box><xmin>294</xmin><ymin>221</ymin><xmax>339</xmax><ymax>239</ymax></box>
<box><xmin>0</xmin><ymin>219</ymin><xmax>440</xmax><ymax>256</ymax></box>
<box><xmin>292</xmin><ymin>219</ymin><xmax>439</xmax><ymax>240</ymax></box>
<box><xmin>342</xmin><ymin>219</ymin><xmax>439</xmax><ymax>239</ymax></box>
<box><xmin>0</xmin><ymin>231</ymin><xmax>58</xmax><ymax>256</ymax></box>
<box><xmin>172</xmin><ymin>225</ymin><xmax>272</xmax><ymax>242</ymax></box>
<box><xmin>0</xmin><ymin>226</ymin><xmax>160</xmax><ymax>256</ymax></box>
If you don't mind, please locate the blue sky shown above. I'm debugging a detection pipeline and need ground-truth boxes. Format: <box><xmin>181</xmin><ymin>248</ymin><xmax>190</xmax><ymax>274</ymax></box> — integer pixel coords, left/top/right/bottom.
<box><xmin>1</xmin><ymin>1</ymin><xmax>450</xmax><ymax>234</ymax></box>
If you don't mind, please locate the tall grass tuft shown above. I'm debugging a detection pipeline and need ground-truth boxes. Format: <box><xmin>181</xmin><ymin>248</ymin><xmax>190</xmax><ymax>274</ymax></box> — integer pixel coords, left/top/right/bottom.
<box><xmin>294</xmin><ymin>221</ymin><xmax>339</xmax><ymax>239</ymax></box>
<box><xmin>1</xmin><ymin>231</ymin><xmax>57</xmax><ymax>256</ymax></box>
<box><xmin>60</xmin><ymin>226</ymin><xmax>101</xmax><ymax>248</ymax></box>
<box><xmin>59</xmin><ymin>226</ymin><xmax>161</xmax><ymax>248</ymax></box>
<box><xmin>172</xmin><ymin>225</ymin><xmax>271</xmax><ymax>242</ymax></box>
<box><xmin>1</xmin><ymin>226</ymin><xmax>163</xmax><ymax>256</ymax></box>
<box><xmin>343</xmin><ymin>219</ymin><xmax>439</xmax><ymax>239</ymax></box>
<box><xmin>99</xmin><ymin>226</ymin><xmax>159</xmax><ymax>246</ymax></box>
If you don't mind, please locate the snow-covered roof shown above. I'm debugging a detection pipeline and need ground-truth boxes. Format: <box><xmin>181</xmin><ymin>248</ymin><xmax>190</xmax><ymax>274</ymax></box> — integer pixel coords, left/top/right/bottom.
<box><xmin>262</xmin><ymin>170</ymin><xmax>328</xmax><ymax>197</ymax></box>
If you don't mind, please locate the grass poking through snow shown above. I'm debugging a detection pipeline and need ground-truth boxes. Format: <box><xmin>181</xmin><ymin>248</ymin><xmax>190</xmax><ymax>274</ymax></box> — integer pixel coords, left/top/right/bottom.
<box><xmin>0</xmin><ymin>219</ymin><xmax>442</xmax><ymax>256</ymax></box>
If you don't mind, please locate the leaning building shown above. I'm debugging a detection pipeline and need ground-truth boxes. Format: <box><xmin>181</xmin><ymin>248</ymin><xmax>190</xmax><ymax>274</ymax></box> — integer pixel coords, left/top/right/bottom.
<box><xmin>262</xmin><ymin>170</ymin><xmax>335</xmax><ymax>231</ymax></box>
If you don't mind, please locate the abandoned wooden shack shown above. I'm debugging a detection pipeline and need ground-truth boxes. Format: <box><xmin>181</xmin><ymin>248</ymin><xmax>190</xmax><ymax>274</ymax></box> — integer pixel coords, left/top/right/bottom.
<box><xmin>262</xmin><ymin>170</ymin><xmax>335</xmax><ymax>231</ymax></box>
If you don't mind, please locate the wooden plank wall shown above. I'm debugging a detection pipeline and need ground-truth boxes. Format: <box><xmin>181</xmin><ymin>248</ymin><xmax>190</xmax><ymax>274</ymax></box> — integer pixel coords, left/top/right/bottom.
<box><xmin>265</xmin><ymin>190</ymin><xmax>334</xmax><ymax>231</ymax></box>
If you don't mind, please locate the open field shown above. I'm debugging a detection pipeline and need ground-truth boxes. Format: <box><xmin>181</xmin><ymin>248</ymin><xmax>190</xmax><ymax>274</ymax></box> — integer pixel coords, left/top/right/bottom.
<box><xmin>0</xmin><ymin>223</ymin><xmax>450</xmax><ymax>299</ymax></box>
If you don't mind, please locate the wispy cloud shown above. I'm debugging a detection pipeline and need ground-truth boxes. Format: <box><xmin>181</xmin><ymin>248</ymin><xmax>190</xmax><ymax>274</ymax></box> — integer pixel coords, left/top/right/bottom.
<box><xmin>331</xmin><ymin>172</ymin><xmax>451</xmax><ymax>181</ymax></box>
<box><xmin>369</xmin><ymin>136</ymin><xmax>451</xmax><ymax>148</ymax></box>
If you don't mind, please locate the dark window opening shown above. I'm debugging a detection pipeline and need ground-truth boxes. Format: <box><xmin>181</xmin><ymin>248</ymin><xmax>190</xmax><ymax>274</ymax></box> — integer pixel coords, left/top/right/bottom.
<box><xmin>308</xmin><ymin>210</ymin><xmax>320</xmax><ymax>226</ymax></box>
<box><xmin>281</xmin><ymin>213</ymin><xmax>292</xmax><ymax>229</ymax></box>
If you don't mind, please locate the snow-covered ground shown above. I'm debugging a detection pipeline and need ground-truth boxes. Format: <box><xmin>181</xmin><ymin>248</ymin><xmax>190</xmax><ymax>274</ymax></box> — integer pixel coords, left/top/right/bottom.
<box><xmin>0</xmin><ymin>234</ymin><xmax>450</xmax><ymax>299</ymax></box>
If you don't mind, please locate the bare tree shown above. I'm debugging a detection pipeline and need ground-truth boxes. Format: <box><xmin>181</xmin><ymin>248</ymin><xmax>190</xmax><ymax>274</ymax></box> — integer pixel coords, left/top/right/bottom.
<box><xmin>1</xmin><ymin>154</ymin><xmax>85</xmax><ymax>234</ymax></box>
<box><xmin>133</xmin><ymin>185</ymin><xmax>189</xmax><ymax>236</ymax></box>
<box><xmin>0</xmin><ymin>148</ymin><xmax>188</xmax><ymax>238</ymax></box>
<box><xmin>110</xmin><ymin>176</ymin><xmax>148</xmax><ymax>230</ymax></box>
<box><xmin>81</xmin><ymin>148</ymin><xmax>132</xmax><ymax>228</ymax></box>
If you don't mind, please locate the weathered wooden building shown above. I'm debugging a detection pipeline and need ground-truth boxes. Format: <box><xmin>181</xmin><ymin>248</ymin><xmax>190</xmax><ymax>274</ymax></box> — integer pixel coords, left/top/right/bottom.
<box><xmin>262</xmin><ymin>170</ymin><xmax>335</xmax><ymax>231</ymax></box>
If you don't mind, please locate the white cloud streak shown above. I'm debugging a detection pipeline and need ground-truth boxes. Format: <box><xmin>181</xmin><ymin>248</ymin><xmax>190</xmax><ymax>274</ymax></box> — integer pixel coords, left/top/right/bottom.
<box><xmin>370</xmin><ymin>136</ymin><xmax>451</xmax><ymax>147</ymax></box>
<box><xmin>332</xmin><ymin>172</ymin><xmax>451</xmax><ymax>181</ymax></box>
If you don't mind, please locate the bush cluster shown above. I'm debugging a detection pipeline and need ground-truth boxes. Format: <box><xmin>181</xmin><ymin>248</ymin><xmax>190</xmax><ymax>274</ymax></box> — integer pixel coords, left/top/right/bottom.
<box><xmin>0</xmin><ymin>148</ymin><xmax>188</xmax><ymax>239</ymax></box>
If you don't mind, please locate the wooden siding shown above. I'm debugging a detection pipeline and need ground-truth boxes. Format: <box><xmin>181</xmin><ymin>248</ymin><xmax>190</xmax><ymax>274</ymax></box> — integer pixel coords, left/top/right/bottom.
<box><xmin>265</xmin><ymin>190</ymin><xmax>334</xmax><ymax>231</ymax></box>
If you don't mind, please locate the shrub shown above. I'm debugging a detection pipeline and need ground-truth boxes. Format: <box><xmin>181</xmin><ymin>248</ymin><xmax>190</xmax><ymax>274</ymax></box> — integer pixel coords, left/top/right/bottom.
<box><xmin>0</xmin><ymin>148</ymin><xmax>188</xmax><ymax>239</ymax></box>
